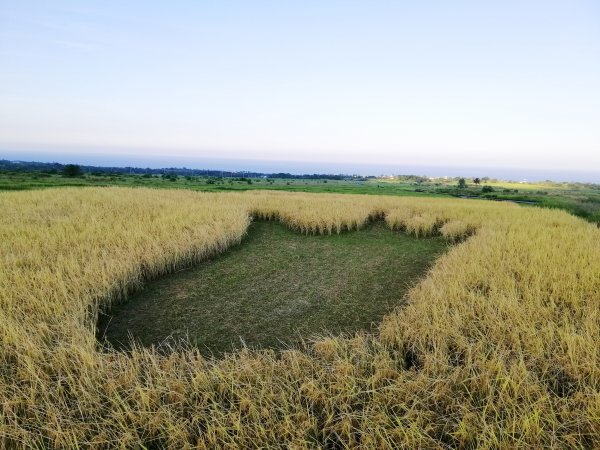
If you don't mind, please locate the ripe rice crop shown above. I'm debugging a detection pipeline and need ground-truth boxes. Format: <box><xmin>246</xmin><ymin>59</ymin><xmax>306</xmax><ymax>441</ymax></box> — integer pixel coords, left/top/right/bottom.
<box><xmin>1</xmin><ymin>187</ymin><xmax>599</xmax><ymax>448</ymax></box>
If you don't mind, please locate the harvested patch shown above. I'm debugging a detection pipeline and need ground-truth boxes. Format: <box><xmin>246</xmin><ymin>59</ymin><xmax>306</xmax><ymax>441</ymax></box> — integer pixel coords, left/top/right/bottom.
<box><xmin>98</xmin><ymin>221</ymin><xmax>448</xmax><ymax>354</ymax></box>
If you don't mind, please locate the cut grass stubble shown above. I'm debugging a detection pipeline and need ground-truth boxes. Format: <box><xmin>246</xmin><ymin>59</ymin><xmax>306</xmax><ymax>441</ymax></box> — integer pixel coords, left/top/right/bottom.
<box><xmin>98</xmin><ymin>220</ymin><xmax>448</xmax><ymax>355</ymax></box>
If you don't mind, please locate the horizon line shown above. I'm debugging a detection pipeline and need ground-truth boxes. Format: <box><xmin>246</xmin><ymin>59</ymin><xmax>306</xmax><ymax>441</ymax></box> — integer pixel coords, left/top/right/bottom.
<box><xmin>3</xmin><ymin>156</ymin><xmax>599</xmax><ymax>185</ymax></box>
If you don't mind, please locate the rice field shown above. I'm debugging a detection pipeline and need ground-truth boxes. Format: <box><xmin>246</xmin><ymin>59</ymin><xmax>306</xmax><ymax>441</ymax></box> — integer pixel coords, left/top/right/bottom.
<box><xmin>1</xmin><ymin>187</ymin><xmax>599</xmax><ymax>448</ymax></box>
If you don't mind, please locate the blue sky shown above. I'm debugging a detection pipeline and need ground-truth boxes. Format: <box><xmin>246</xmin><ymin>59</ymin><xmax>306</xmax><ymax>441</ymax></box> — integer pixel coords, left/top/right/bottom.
<box><xmin>1</xmin><ymin>1</ymin><xmax>599</xmax><ymax>176</ymax></box>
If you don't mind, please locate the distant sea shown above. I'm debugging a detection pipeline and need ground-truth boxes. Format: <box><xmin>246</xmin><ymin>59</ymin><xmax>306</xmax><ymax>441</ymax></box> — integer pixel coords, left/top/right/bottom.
<box><xmin>2</xmin><ymin>150</ymin><xmax>599</xmax><ymax>184</ymax></box>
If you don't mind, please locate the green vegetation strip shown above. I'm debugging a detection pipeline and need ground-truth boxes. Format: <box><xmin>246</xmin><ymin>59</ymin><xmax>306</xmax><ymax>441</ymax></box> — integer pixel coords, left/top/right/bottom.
<box><xmin>3</xmin><ymin>170</ymin><xmax>599</xmax><ymax>223</ymax></box>
<box><xmin>98</xmin><ymin>220</ymin><xmax>448</xmax><ymax>355</ymax></box>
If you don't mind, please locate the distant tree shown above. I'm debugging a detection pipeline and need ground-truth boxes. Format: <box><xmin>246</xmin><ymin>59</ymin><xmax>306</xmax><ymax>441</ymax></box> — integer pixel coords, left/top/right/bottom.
<box><xmin>482</xmin><ymin>185</ymin><xmax>494</xmax><ymax>193</ymax></box>
<box><xmin>62</xmin><ymin>164</ymin><xmax>83</xmax><ymax>177</ymax></box>
<box><xmin>458</xmin><ymin>178</ymin><xmax>467</xmax><ymax>189</ymax></box>
<box><xmin>473</xmin><ymin>177</ymin><xmax>481</xmax><ymax>185</ymax></box>
<box><xmin>161</xmin><ymin>173</ymin><xmax>178</xmax><ymax>181</ymax></box>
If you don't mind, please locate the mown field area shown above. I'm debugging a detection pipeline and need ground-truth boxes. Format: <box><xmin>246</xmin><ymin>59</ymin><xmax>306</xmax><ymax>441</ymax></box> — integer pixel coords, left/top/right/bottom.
<box><xmin>99</xmin><ymin>220</ymin><xmax>448</xmax><ymax>355</ymax></box>
<box><xmin>1</xmin><ymin>187</ymin><xmax>599</xmax><ymax>448</ymax></box>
